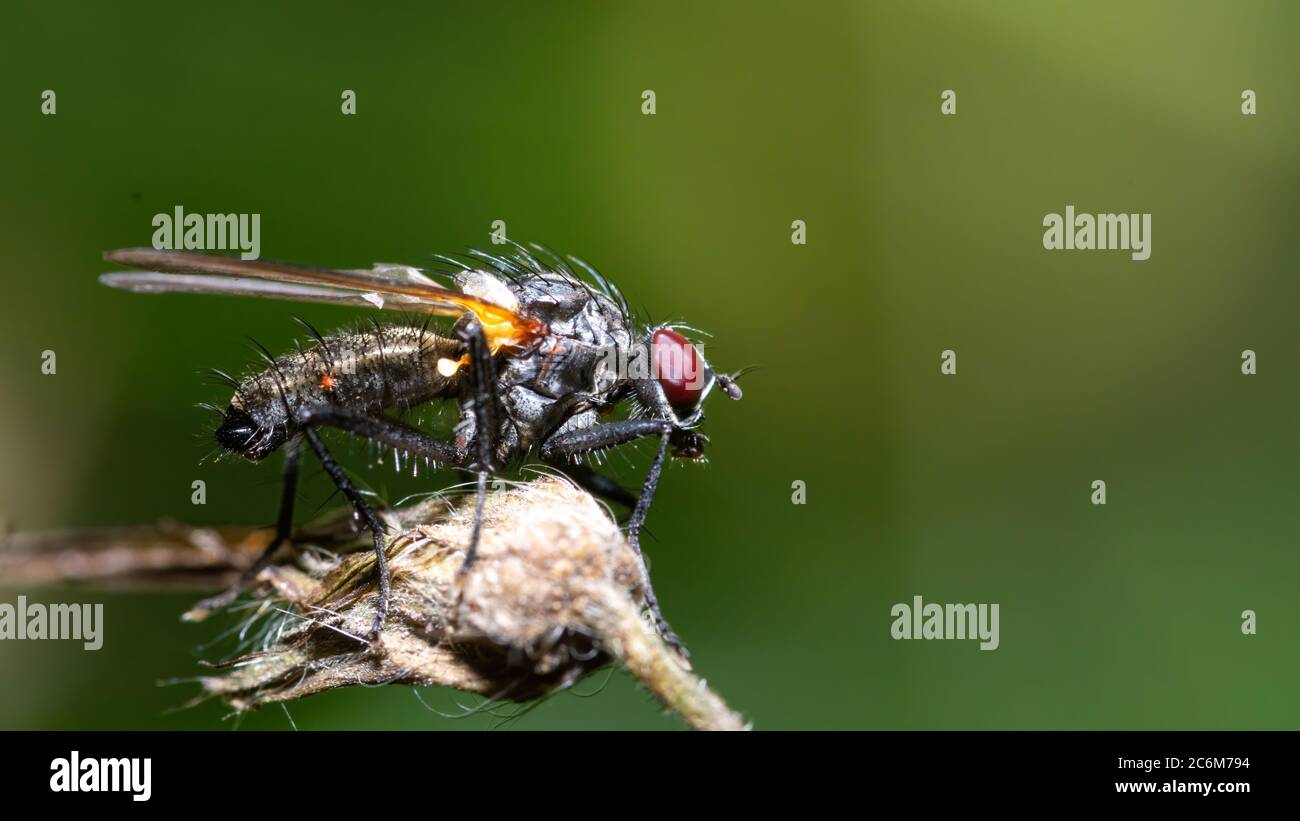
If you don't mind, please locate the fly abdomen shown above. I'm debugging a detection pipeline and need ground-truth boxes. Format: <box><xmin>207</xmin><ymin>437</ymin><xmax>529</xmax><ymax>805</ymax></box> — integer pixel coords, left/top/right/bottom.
<box><xmin>216</xmin><ymin>322</ymin><xmax>462</xmax><ymax>460</ymax></box>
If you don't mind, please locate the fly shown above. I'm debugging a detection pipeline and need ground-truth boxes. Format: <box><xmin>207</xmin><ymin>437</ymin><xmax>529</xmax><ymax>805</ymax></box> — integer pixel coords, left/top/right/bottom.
<box><xmin>100</xmin><ymin>241</ymin><xmax>746</xmax><ymax>652</ymax></box>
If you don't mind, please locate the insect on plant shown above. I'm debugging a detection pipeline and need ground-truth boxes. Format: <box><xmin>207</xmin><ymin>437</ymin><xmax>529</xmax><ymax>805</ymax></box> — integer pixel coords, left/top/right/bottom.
<box><xmin>100</xmin><ymin>242</ymin><xmax>746</xmax><ymax>651</ymax></box>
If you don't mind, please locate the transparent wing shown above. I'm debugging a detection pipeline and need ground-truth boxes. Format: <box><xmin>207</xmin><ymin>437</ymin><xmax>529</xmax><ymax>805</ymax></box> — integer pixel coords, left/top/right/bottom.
<box><xmin>101</xmin><ymin>248</ymin><xmax>546</xmax><ymax>350</ymax></box>
<box><xmin>99</xmin><ymin>272</ymin><xmax>427</xmax><ymax>309</ymax></box>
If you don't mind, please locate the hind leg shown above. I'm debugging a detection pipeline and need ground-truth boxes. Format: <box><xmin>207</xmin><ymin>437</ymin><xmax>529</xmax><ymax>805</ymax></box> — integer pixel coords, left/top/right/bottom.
<box><xmin>288</xmin><ymin>407</ymin><xmax>473</xmax><ymax>640</ymax></box>
<box><xmin>299</xmin><ymin>427</ymin><xmax>393</xmax><ymax>641</ymax></box>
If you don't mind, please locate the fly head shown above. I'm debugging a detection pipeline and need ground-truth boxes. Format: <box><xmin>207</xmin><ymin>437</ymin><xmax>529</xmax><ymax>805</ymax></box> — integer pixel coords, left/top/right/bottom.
<box><xmin>633</xmin><ymin>327</ymin><xmax>744</xmax><ymax>460</ymax></box>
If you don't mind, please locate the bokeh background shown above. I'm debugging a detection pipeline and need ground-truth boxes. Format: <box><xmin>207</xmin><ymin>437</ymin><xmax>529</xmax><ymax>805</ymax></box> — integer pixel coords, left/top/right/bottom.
<box><xmin>1</xmin><ymin>0</ymin><xmax>1297</xmax><ymax>729</ymax></box>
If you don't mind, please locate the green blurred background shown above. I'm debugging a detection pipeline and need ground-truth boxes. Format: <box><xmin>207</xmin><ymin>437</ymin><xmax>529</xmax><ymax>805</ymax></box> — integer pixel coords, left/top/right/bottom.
<box><xmin>1</xmin><ymin>0</ymin><xmax>1297</xmax><ymax>729</ymax></box>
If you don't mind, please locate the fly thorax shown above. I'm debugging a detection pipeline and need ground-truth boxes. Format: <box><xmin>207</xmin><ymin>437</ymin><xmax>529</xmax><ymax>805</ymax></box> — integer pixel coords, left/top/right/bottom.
<box><xmin>527</xmin><ymin>337</ymin><xmax>612</xmax><ymax>400</ymax></box>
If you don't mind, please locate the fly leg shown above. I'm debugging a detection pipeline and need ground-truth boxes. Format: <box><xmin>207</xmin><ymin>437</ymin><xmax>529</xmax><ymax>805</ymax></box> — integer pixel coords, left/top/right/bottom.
<box><xmin>291</xmin><ymin>316</ymin><xmax>501</xmax><ymax>630</ymax></box>
<box><xmin>541</xmin><ymin>420</ymin><xmax>686</xmax><ymax>655</ymax></box>
<box><xmin>453</xmin><ymin>318</ymin><xmax>499</xmax><ymax>573</ymax></box>
<box><xmin>300</xmin><ymin>427</ymin><xmax>393</xmax><ymax>643</ymax></box>
<box><xmin>557</xmin><ymin>463</ymin><xmax>638</xmax><ymax>509</ymax></box>
<box><xmin>536</xmin><ymin>395</ymin><xmax>637</xmax><ymax>507</ymax></box>
<box><xmin>293</xmin><ymin>409</ymin><xmax>464</xmax><ymax>464</ymax></box>
<box><xmin>190</xmin><ymin>434</ymin><xmax>303</xmax><ymax>616</ymax></box>
<box><xmin>289</xmin><ymin>410</ymin><xmax>468</xmax><ymax>642</ymax></box>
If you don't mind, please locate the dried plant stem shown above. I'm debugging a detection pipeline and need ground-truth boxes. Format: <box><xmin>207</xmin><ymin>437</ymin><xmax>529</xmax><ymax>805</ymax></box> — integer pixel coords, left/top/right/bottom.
<box><xmin>587</xmin><ymin>586</ymin><xmax>747</xmax><ymax>731</ymax></box>
<box><xmin>1</xmin><ymin>477</ymin><xmax>748</xmax><ymax>730</ymax></box>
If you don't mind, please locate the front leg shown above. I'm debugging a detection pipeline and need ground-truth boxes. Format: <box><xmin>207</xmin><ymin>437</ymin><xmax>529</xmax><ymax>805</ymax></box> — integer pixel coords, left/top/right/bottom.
<box><xmin>541</xmin><ymin>418</ymin><xmax>672</xmax><ymax>462</ymax></box>
<box><xmin>542</xmin><ymin>420</ymin><xmax>686</xmax><ymax>654</ymax></box>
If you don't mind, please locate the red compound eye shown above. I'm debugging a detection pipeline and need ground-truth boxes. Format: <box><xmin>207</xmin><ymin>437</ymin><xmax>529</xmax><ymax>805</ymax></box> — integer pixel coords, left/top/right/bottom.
<box><xmin>652</xmin><ymin>328</ymin><xmax>704</xmax><ymax>413</ymax></box>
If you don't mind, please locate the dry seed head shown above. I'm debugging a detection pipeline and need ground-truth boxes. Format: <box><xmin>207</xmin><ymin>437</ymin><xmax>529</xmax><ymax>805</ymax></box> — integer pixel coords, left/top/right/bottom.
<box><xmin>1</xmin><ymin>476</ymin><xmax>744</xmax><ymax>729</ymax></box>
<box><xmin>199</xmin><ymin>477</ymin><xmax>744</xmax><ymax>729</ymax></box>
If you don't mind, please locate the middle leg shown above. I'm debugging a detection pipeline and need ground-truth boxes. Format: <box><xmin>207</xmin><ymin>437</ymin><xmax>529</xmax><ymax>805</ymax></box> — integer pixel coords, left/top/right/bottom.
<box><xmin>453</xmin><ymin>319</ymin><xmax>500</xmax><ymax>571</ymax></box>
